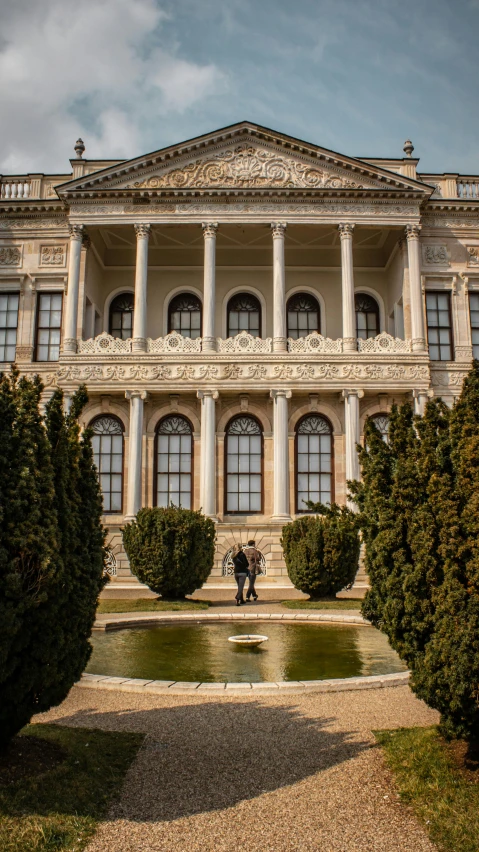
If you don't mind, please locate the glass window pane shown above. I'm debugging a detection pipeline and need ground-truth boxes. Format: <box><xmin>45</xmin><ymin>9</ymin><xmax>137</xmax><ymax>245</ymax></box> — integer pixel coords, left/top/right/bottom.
<box><xmin>228</xmin><ymin>494</ymin><xmax>238</xmax><ymax>511</ymax></box>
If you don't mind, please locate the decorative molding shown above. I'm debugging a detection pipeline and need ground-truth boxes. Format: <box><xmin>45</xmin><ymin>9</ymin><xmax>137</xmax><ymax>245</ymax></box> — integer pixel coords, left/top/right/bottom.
<box><xmin>40</xmin><ymin>245</ymin><xmax>66</xmax><ymax>266</ymax></box>
<box><xmin>467</xmin><ymin>246</ymin><xmax>479</xmax><ymax>266</ymax></box>
<box><xmin>78</xmin><ymin>332</ymin><xmax>132</xmax><ymax>354</ymax></box>
<box><xmin>128</xmin><ymin>145</ymin><xmax>367</xmax><ymax>191</ymax></box>
<box><xmin>421</xmin><ymin>216</ymin><xmax>479</xmax><ymax>228</ymax></box>
<box><xmin>423</xmin><ymin>245</ymin><xmax>448</xmax><ymax>265</ymax></box>
<box><xmin>217</xmin><ymin>331</ymin><xmax>272</xmax><ymax>353</ymax></box>
<box><xmin>357</xmin><ymin>333</ymin><xmax>412</xmax><ymax>353</ymax></box>
<box><xmin>147</xmin><ymin>331</ymin><xmax>201</xmax><ymax>353</ymax></box>
<box><xmin>0</xmin><ymin>217</ymin><xmax>69</xmax><ymax>230</ymax></box>
<box><xmin>0</xmin><ymin>245</ymin><xmax>22</xmax><ymax>266</ymax></box>
<box><xmin>288</xmin><ymin>332</ymin><xmax>342</xmax><ymax>353</ymax></box>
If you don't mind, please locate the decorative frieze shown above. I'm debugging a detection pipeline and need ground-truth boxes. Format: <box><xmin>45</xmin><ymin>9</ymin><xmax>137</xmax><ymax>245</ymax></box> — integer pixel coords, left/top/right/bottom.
<box><xmin>40</xmin><ymin>245</ymin><xmax>66</xmax><ymax>266</ymax></box>
<box><xmin>0</xmin><ymin>245</ymin><xmax>22</xmax><ymax>266</ymax></box>
<box><xmin>423</xmin><ymin>245</ymin><xmax>448</xmax><ymax>265</ymax></box>
<box><xmin>0</xmin><ymin>217</ymin><xmax>69</xmax><ymax>230</ymax></box>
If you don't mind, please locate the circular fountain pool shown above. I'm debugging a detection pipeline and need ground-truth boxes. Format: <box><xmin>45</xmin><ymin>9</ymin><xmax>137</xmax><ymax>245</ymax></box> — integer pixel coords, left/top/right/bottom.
<box><xmin>87</xmin><ymin>621</ymin><xmax>406</xmax><ymax>684</ymax></box>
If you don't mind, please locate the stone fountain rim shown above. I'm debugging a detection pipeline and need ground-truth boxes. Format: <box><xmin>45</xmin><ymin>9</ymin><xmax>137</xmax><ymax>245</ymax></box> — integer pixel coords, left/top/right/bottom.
<box><xmin>84</xmin><ymin>612</ymin><xmax>410</xmax><ymax>695</ymax></box>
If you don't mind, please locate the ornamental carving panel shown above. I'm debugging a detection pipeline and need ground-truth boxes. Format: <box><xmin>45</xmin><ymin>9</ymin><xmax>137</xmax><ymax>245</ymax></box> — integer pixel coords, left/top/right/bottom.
<box><xmin>78</xmin><ymin>332</ymin><xmax>132</xmax><ymax>354</ymax></box>
<box><xmin>129</xmin><ymin>145</ymin><xmax>365</xmax><ymax>190</ymax></box>
<box><xmin>217</xmin><ymin>331</ymin><xmax>272</xmax><ymax>353</ymax></box>
<box><xmin>467</xmin><ymin>246</ymin><xmax>479</xmax><ymax>266</ymax></box>
<box><xmin>147</xmin><ymin>331</ymin><xmax>202</xmax><ymax>353</ymax></box>
<box><xmin>0</xmin><ymin>246</ymin><xmax>22</xmax><ymax>266</ymax></box>
<box><xmin>357</xmin><ymin>333</ymin><xmax>412</xmax><ymax>353</ymax></box>
<box><xmin>0</xmin><ymin>217</ymin><xmax>69</xmax><ymax>230</ymax></box>
<box><xmin>288</xmin><ymin>332</ymin><xmax>342</xmax><ymax>353</ymax></box>
<box><xmin>40</xmin><ymin>245</ymin><xmax>66</xmax><ymax>266</ymax></box>
<box><xmin>423</xmin><ymin>245</ymin><xmax>448</xmax><ymax>265</ymax></box>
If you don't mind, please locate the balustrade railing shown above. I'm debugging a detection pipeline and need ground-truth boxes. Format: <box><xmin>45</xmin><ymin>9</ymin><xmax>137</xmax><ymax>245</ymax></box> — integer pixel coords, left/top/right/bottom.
<box><xmin>457</xmin><ymin>179</ymin><xmax>479</xmax><ymax>199</ymax></box>
<box><xmin>1</xmin><ymin>179</ymin><xmax>31</xmax><ymax>199</ymax></box>
<box><xmin>216</xmin><ymin>331</ymin><xmax>272</xmax><ymax>353</ymax></box>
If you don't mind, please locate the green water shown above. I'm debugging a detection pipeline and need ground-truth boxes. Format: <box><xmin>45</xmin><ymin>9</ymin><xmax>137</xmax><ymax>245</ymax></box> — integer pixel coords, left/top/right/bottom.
<box><xmin>87</xmin><ymin>622</ymin><xmax>407</xmax><ymax>683</ymax></box>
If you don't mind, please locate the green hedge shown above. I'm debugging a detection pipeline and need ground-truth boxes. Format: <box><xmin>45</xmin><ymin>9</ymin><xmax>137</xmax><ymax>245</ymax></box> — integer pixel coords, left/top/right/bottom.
<box><xmin>281</xmin><ymin>505</ymin><xmax>360</xmax><ymax>599</ymax></box>
<box><xmin>122</xmin><ymin>507</ymin><xmax>216</xmax><ymax>598</ymax></box>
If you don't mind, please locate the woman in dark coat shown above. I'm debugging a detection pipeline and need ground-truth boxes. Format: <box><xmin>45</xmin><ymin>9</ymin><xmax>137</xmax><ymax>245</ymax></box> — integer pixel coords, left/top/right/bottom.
<box><xmin>232</xmin><ymin>544</ymin><xmax>249</xmax><ymax>606</ymax></box>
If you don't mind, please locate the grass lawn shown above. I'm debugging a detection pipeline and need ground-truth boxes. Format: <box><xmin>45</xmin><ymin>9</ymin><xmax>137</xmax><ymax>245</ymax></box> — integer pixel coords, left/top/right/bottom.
<box><xmin>281</xmin><ymin>599</ymin><xmax>362</xmax><ymax>610</ymax></box>
<box><xmin>97</xmin><ymin>597</ymin><xmax>209</xmax><ymax>613</ymax></box>
<box><xmin>0</xmin><ymin>723</ymin><xmax>143</xmax><ymax>852</ymax></box>
<box><xmin>376</xmin><ymin>726</ymin><xmax>479</xmax><ymax>852</ymax></box>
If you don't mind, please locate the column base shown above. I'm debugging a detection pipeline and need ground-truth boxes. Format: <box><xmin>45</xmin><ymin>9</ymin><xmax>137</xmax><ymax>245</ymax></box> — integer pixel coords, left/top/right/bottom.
<box><xmin>270</xmin><ymin>514</ymin><xmax>292</xmax><ymax>524</ymax></box>
<box><xmin>202</xmin><ymin>337</ymin><xmax>217</xmax><ymax>352</ymax></box>
<box><xmin>412</xmin><ymin>338</ymin><xmax>427</xmax><ymax>352</ymax></box>
<box><xmin>132</xmin><ymin>338</ymin><xmax>147</xmax><ymax>353</ymax></box>
<box><xmin>62</xmin><ymin>338</ymin><xmax>77</xmax><ymax>354</ymax></box>
<box><xmin>123</xmin><ymin>514</ymin><xmax>136</xmax><ymax>523</ymax></box>
<box><xmin>273</xmin><ymin>337</ymin><xmax>288</xmax><ymax>352</ymax></box>
<box><xmin>342</xmin><ymin>338</ymin><xmax>357</xmax><ymax>352</ymax></box>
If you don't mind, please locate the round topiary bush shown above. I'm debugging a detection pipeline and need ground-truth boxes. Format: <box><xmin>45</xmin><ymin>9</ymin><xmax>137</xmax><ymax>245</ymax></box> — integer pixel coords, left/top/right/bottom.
<box><xmin>281</xmin><ymin>505</ymin><xmax>360</xmax><ymax>599</ymax></box>
<box><xmin>122</xmin><ymin>507</ymin><xmax>216</xmax><ymax>598</ymax></box>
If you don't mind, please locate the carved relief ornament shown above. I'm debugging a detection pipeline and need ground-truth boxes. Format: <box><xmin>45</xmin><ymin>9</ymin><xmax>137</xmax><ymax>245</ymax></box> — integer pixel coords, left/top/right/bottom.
<box><xmin>40</xmin><ymin>245</ymin><xmax>66</xmax><ymax>266</ymax></box>
<box><xmin>0</xmin><ymin>246</ymin><xmax>22</xmax><ymax>266</ymax></box>
<box><xmin>127</xmin><ymin>145</ymin><xmax>367</xmax><ymax>190</ymax></box>
<box><xmin>467</xmin><ymin>246</ymin><xmax>479</xmax><ymax>266</ymax></box>
<box><xmin>423</xmin><ymin>245</ymin><xmax>448</xmax><ymax>265</ymax></box>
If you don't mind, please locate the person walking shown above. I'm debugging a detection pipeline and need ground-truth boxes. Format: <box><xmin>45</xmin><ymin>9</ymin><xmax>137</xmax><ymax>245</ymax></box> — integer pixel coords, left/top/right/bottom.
<box><xmin>245</xmin><ymin>539</ymin><xmax>261</xmax><ymax>602</ymax></box>
<box><xmin>232</xmin><ymin>544</ymin><xmax>249</xmax><ymax>606</ymax></box>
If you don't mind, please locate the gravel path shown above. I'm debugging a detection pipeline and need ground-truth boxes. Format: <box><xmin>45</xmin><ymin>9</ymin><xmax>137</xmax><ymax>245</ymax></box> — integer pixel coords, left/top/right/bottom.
<box><xmin>38</xmin><ymin>684</ymin><xmax>439</xmax><ymax>852</ymax></box>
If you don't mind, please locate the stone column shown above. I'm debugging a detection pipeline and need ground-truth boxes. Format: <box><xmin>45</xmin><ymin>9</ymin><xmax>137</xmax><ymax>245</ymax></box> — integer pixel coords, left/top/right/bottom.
<box><xmin>125</xmin><ymin>389</ymin><xmax>148</xmax><ymax>519</ymax></box>
<box><xmin>197</xmin><ymin>390</ymin><xmax>219</xmax><ymax>518</ymax></box>
<box><xmin>342</xmin><ymin>389</ymin><xmax>364</xmax><ymax>508</ymax></box>
<box><xmin>270</xmin><ymin>389</ymin><xmax>292</xmax><ymax>520</ymax></box>
<box><xmin>132</xmin><ymin>224</ymin><xmax>150</xmax><ymax>353</ymax></box>
<box><xmin>406</xmin><ymin>224</ymin><xmax>426</xmax><ymax>352</ymax></box>
<box><xmin>63</xmin><ymin>224</ymin><xmax>84</xmax><ymax>353</ymax></box>
<box><xmin>339</xmin><ymin>223</ymin><xmax>356</xmax><ymax>353</ymax></box>
<box><xmin>202</xmin><ymin>223</ymin><xmax>218</xmax><ymax>352</ymax></box>
<box><xmin>413</xmin><ymin>389</ymin><xmax>429</xmax><ymax>416</ymax></box>
<box><xmin>271</xmin><ymin>223</ymin><xmax>287</xmax><ymax>352</ymax></box>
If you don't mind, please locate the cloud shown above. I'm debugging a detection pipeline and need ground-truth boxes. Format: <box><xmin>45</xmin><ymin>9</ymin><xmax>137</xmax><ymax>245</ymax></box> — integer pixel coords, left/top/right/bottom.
<box><xmin>0</xmin><ymin>0</ymin><xmax>225</xmax><ymax>173</ymax></box>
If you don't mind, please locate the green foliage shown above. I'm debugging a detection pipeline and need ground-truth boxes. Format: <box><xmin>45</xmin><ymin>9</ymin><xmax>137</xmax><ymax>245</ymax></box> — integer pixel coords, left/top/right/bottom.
<box><xmin>357</xmin><ymin>362</ymin><xmax>479</xmax><ymax>740</ymax></box>
<box><xmin>122</xmin><ymin>506</ymin><xmax>216</xmax><ymax>598</ymax></box>
<box><xmin>280</xmin><ymin>504</ymin><xmax>360</xmax><ymax>599</ymax></box>
<box><xmin>0</xmin><ymin>376</ymin><xmax>105</xmax><ymax>751</ymax></box>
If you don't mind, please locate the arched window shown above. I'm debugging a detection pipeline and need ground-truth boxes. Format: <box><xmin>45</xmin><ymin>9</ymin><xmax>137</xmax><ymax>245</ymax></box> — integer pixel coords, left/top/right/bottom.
<box><xmin>109</xmin><ymin>293</ymin><xmax>134</xmax><ymax>340</ymax></box>
<box><xmin>227</xmin><ymin>293</ymin><xmax>261</xmax><ymax>338</ymax></box>
<box><xmin>156</xmin><ymin>415</ymin><xmax>193</xmax><ymax>509</ymax></box>
<box><xmin>371</xmin><ymin>413</ymin><xmax>389</xmax><ymax>443</ymax></box>
<box><xmin>287</xmin><ymin>293</ymin><xmax>320</xmax><ymax>339</ymax></box>
<box><xmin>355</xmin><ymin>293</ymin><xmax>379</xmax><ymax>340</ymax></box>
<box><xmin>225</xmin><ymin>416</ymin><xmax>262</xmax><ymax>513</ymax></box>
<box><xmin>168</xmin><ymin>294</ymin><xmax>202</xmax><ymax>339</ymax></box>
<box><xmin>296</xmin><ymin>415</ymin><xmax>333</xmax><ymax>512</ymax></box>
<box><xmin>90</xmin><ymin>416</ymin><xmax>124</xmax><ymax>513</ymax></box>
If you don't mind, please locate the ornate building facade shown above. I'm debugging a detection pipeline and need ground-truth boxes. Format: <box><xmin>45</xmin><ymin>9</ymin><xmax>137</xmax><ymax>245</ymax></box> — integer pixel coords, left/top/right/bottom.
<box><xmin>1</xmin><ymin>122</ymin><xmax>478</xmax><ymax>587</ymax></box>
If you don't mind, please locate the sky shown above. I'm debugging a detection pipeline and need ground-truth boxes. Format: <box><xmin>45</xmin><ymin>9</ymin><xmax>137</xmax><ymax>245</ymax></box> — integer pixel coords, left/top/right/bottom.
<box><xmin>1</xmin><ymin>0</ymin><xmax>479</xmax><ymax>176</ymax></box>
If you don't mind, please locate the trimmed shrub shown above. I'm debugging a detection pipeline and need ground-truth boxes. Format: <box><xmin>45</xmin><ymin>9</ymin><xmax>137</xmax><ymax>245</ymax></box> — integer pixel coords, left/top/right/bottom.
<box><xmin>122</xmin><ymin>506</ymin><xmax>216</xmax><ymax>598</ymax></box>
<box><xmin>0</xmin><ymin>376</ymin><xmax>105</xmax><ymax>751</ymax></box>
<box><xmin>281</xmin><ymin>505</ymin><xmax>360</xmax><ymax>599</ymax></box>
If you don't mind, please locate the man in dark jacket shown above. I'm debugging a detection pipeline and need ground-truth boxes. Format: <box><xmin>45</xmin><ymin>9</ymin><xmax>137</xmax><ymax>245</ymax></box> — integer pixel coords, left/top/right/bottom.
<box><xmin>245</xmin><ymin>540</ymin><xmax>261</xmax><ymax>601</ymax></box>
<box><xmin>232</xmin><ymin>544</ymin><xmax>249</xmax><ymax>605</ymax></box>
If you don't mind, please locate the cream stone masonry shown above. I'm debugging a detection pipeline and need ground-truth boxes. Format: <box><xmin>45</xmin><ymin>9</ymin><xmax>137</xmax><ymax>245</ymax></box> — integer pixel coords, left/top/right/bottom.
<box><xmin>1</xmin><ymin>119</ymin><xmax>478</xmax><ymax>587</ymax></box>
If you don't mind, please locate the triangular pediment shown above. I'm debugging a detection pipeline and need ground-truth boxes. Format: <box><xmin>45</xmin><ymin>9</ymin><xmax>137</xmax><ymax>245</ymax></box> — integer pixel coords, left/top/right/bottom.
<box><xmin>57</xmin><ymin>121</ymin><xmax>430</xmax><ymax>196</ymax></box>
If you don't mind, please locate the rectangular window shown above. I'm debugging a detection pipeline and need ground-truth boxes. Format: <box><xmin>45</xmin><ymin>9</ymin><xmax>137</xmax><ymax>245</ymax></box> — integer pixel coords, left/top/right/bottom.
<box><xmin>0</xmin><ymin>292</ymin><xmax>19</xmax><ymax>361</ymax></box>
<box><xmin>470</xmin><ymin>292</ymin><xmax>479</xmax><ymax>360</ymax></box>
<box><xmin>426</xmin><ymin>291</ymin><xmax>453</xmax><ymax>361</ymax></box>
<box><xmin>35</xmin><ymin>292</ymin><xmax>62</xmax><ymax>361</ymax></box>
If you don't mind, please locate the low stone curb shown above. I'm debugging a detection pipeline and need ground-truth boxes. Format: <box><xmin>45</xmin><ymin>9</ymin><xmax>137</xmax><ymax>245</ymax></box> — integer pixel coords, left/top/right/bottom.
<box><xmin>93</xmin><ymin>612</ymin><xmax>369</xmax><ymax>631</ymax></box>
<box><xmin>77</xmin><ymin>670</ymin><xmax>410</xmax><ymax>695</ymax></box>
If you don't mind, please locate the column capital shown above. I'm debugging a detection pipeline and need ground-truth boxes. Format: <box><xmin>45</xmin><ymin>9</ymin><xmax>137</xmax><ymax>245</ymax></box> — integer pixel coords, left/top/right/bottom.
<box><xmin>270</xmin><ymin>389</ymin><xmax>292</xmax><ymax>400</ymax></box>
<box><xmin>134</xmin><ymin>223</ymin><xmax>151</xmax><ymax>239</ymax></box>
<box><xmin>197</xmin><ymin>389</ymin><xmax>219</xmax><ymax>401</ymax></box>
<box><xmin>405</xmin><ymin>223</ymin><xmax>421</xmax><ymax>240</ymax></box>
<box><xmin>69</xmin><ymin>224</ymin><xmax>84</xmax><ymax>241</ymax></box>
<box><xmin>125</xmin><ymin>389</ymin><xmax>149</xmax><ymax>401</ymax></box>
<box><xmin>202</xmin><ymin>222</ymin><xmax>218</xmax><ymax>237</ymax></box>
<box><xmin>271</xmin><ymin>222</ymin><xmax>287</xmax><ymax>238</ymax></box>
<box><xmin>341</xmin><ymin>389</ymin><xmax>364</xmax><ymax>400</ymax></box>
<box><xmin>338</xmin><ymin>222</ymin><xmax>355</xmax><ymax>239</ymax></box>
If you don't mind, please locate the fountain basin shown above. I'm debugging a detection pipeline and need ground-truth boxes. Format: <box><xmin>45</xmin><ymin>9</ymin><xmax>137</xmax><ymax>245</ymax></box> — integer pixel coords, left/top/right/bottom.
<box><xmin>228</xmin><ymin>634</ymin><xmax>268</xmax><ymax>647</ymax></box>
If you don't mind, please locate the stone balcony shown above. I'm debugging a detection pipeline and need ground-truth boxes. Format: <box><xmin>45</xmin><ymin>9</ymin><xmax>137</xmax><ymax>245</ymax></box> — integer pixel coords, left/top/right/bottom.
<box><xmin>56</xmin><ymin>330</ymin><xmax>430</xmax><ymax>394</ymax></box>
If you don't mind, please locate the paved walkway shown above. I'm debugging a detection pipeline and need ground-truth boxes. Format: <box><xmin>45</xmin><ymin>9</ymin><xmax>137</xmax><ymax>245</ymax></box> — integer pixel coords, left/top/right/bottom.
<box><xmin>38</xmin><ymin>683</ymin><xmax>439</xmax><ymax>851</ymax></box>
